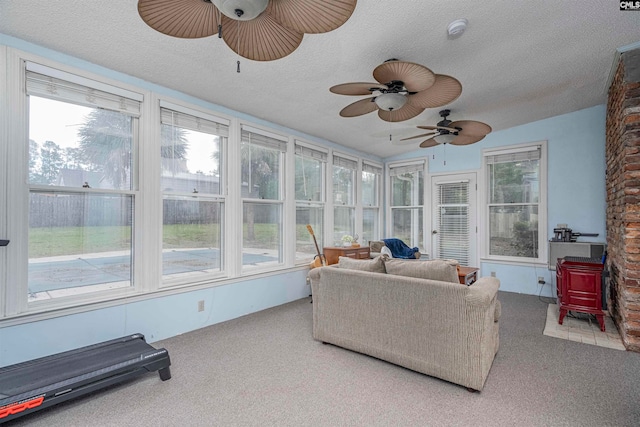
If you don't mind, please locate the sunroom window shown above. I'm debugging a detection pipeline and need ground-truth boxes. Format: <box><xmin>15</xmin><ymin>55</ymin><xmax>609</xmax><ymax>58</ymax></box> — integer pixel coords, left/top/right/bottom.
<box><xmin>484</xmin><ymin>144</ymin><xmax>545</xmax><ymax>261</ymax></box>
<box><xmin>362</xmin><ymin>162</ymin><xmax>382</xmax><ymax>245</ymax></box>
<box><xmin>160</xmin><ymin>103</ymin><xmax>228</xmax><ymax>283</ymax></box>
<box><xmin>241</xmin><ymin>126</ymin><xmax>287</xmax><ymax>270</ymax></box>
<box><xmin>295</xmin><ymin>142</ymin><xmax>326</xmax><ymax>263</ymax></box>
<box><xmin>26</xmin><ymin>64</ymin><xmax>141</xmax><ymax>302</ymax></box>
<box><xmin>388</xmin><ymin>162</ymin><xmax>425</xmax><ymax>252</ymax></box>
<box><xmin>332</xmin><ymin>154</ymin><xmax>357</xmax><ymax>245</ymax></box>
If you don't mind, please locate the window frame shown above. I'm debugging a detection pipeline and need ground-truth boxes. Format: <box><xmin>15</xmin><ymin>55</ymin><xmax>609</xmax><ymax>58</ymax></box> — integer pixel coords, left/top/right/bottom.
<box><xmin>294</xmin><ymin>141</ymin><xmax>327</xmax><ymax>264</ymax></box>
<box><xmin>480</xmin><ymin>141</ymin><xmax>548</xmax><ymax>264</ymax></box>
<box><xmin>159</xmin><ymin>100</ymin><xmax>229</xmax><ymax>286</ymax></box>
<box><xmin>240</xmin><ymin>124</ymin><xmax>288</xmax><ymax>272</ymax></box>
<box><xmin>332</xmin><ymin>152</ymin><xmax>358</xmax><ymax>245</ymax></box>
<box><xmin>5</xmin><ymin>54</ymin><xmax>148</xmax><ymax>316</ymax></box>
<box><xmin>386</xmin><ymin>160</ymin><xmax>427</xmax><ymax>252</ymax></box>
<box><xmin>0</xmin><ymin>48</ymin><xmax>381</xmax><ymax>323</ymax></box>
<box><xmin>361</xmin><ymin>160</ymin><xmax>383</xmax><ymax>245</ymax></box>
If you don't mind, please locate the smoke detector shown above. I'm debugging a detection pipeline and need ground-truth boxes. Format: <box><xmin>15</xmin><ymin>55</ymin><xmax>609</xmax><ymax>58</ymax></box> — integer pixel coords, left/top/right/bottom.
<box><xmin>447</xmin><ymin>18</ymin><xmax>468</xmax><ymax>38</ymax></box>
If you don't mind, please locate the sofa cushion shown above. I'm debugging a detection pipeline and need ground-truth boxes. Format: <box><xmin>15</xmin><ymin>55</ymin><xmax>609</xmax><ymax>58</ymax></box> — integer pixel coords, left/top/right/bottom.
<box><xmin>338</xmin><ymin>256</ymin><xmax>386</xmax><ymax>273</ymax></box>
<box><xmin>369</xmin><ymin>240</ymin><xmax>386</xmax><ymax>253</ymax></box>
<box><xmin>384</xmin><ymin>258</ymin><xmax>458</xmax><ymax>283</ymax></box>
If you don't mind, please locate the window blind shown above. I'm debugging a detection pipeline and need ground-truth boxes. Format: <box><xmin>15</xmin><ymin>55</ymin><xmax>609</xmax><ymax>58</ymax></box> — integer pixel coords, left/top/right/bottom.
<box><xmin>161</xmin><ymin>108</ymin><xmax>229</xmax><ymax>137</ymax></box>
<box><xmin>295</xmin><ymin>143</ymin><xmax>327</xmax><ymax>162</ymax></box>
<box><xmin>333</xmin><ymin>155</ymin><xmax>357</xmax><ymax>170</ymax></box>
<box><xmin>26</xmin><ymin>70</ymin><xmax>141</xmax><ymax>116</ymax></box>
<box><xmin>389</xmin><ymin>163</ymin><xmax>424</xmax><ymax>176</ymax></box>
<box><xmin>363</xmin><ymin>162</ymin><xmax>382</xmax><ymax>175</ymax></box>
<box><xmin>241</xmin><ymin>128</ymin><xmax>287</xmax><ymax>152</ymax></box>
<box><xmin>485</xmin><ymin>147</ymin><xmax>541</xmax><ymax>164</ymax></box>
<box><xmin>436</xmin><ymin>181</ymin><xmax>470</xmax><ymax>266</ymax></box>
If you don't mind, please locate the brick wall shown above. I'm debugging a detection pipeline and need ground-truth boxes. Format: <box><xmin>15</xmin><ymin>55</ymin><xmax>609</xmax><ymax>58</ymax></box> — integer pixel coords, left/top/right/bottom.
<box><xmin>606</xmin><ymin>48</ymin><xmax>640</xmax><ymax>352</ymax></box>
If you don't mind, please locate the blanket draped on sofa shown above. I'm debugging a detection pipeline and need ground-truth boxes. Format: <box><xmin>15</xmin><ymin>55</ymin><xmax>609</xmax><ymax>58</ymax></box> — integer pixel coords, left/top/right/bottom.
<box><xmin>381</xmin><ymin>238</ymin><xmax>420</xmax><ymax>259</ymax></box>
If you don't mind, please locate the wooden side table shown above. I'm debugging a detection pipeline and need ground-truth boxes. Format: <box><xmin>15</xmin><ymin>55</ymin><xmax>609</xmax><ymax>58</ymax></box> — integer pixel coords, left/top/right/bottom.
<box><xmin>458</xmin><ymin>266</ymin><xmax>479</xmax><ymax>285</ymax></box>
<box><xmin>323</xmin><ymin>246</ymin><xmax>371</xmax><ymax>265</ymax></box>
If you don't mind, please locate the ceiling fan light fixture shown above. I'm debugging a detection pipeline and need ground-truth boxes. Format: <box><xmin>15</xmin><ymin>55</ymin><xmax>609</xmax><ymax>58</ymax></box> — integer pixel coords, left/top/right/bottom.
<box><xmin>211</xmin><ymin>0</ymin><xmax>268</xmax><ymax>20</ymax></box>
<box><xmin>374</xmin><ymin>93</ymin><xmax>407</xmax><ymax>111</ymax></box>
<box><xmin>433</xmin><ymin>133</ymin><xmax>456</xmax><ymax>144</ymax></box>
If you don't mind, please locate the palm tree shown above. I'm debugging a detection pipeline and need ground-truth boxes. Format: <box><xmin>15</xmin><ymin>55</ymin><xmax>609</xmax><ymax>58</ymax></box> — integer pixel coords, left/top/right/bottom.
<box><xmin>241</xmin><ymin>142</ymin><xmax>279</xmax><ymax>241</ymax></box>
<box><xmin>78</xmin><ymin>109</ymin><xmax>189</xmax><ymax>188</ymax></box>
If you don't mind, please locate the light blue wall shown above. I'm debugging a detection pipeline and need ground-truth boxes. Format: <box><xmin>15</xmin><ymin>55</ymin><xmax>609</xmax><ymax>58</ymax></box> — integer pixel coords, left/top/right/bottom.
<box><xmin>386</xmin><ymin>105</ymin><xmax>607</xmax><ymax>297</ymax></box>
<box><xmin>0</xmin><ymin>270</ymin><xmax>309</xmax><ymax>366</ymax></box>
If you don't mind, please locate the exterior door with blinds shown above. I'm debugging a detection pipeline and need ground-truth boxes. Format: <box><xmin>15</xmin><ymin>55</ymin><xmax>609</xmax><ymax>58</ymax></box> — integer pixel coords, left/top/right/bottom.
<box><xmin>431</xmin><ymin>173</ymin><xmax>477</xmax><ymax>267</ymax></box>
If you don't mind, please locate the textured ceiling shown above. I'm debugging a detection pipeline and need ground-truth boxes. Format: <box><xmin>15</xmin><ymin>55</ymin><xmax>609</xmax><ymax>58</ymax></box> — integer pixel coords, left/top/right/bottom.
<box><xmin>1</xmin><ymin>1</ymin><xmax>639</xmax><ymax>158</ymax></box>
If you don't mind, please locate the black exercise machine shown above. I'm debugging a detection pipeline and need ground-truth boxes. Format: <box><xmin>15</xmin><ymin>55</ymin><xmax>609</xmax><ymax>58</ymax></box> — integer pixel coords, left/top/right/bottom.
<box><xmin>0</xmin><ymin>333</ymin><xmax>171</xmax><ymax>423</ymax></box>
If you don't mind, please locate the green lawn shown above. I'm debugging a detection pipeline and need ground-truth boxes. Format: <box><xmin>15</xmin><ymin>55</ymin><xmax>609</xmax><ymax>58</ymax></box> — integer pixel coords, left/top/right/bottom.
<box><xmin>29</xmin><ymin>223</ymin><xmax>289</xmax><ymax>257</ymax></box>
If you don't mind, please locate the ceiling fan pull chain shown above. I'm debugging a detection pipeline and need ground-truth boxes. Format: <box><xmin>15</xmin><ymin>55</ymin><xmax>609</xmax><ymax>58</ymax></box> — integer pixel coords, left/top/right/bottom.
<box><xmin>236</xmin><ymin>19</ymin><xmax>241</xmax><ymax>73</ymax></box>
<box><xmin>217</xmin><ymin>7</ymin><xmax>222</xmax><ymax>38</ymax></box>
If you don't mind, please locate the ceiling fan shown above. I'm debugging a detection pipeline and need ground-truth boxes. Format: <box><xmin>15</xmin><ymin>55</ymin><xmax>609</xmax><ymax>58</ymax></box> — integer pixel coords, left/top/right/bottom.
<box><xmin>137</xmin><ymin>0</ymin><xmax>357</xmax><ymax>61</ymax></box>
<box><xmin>330</xmin><ymin>59</ymin><xmax>462</xmax><ymax>122</ymax></box>
<box><xmin>401</xmin><ymin>109</ymin><xmax>492</xmax><ymax>147</ymax></box>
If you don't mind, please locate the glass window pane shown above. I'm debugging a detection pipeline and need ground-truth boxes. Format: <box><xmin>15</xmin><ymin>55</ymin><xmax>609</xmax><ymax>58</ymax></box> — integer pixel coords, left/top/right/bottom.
<box><xmin>243</xmin><ymin>202</ymin><xmax>282</xmax><ymax>269</ymax></box>
<box><xmin>296</xmin><ymin>205</ymin><xmax>324</xmax><ymax>261</ymax></box>
<box><xmin>363</xmin><ymin>207</ymin><xmax>379</xmax><ymax>246</ymax></box>
<box><xmin>391</xmin><ymin>207</ymin><xmax>424</xmax><ymax>252</ymax></box>
<box><xmin>333</xmin><ymin>206</ymin><xmax>355</xmax><ymax>245</ymax></box>
<box><xmin>28</xmin><ymin>192</ymin><xmax>133</xmax><ymax>301</ymax></box>
<box><xmin>162</xmin><ymin>196</ymin><xmax>223</xmax><ymax>277</ymax></box>
<box><xmin>241</xmin><ymin>144</ymin><xmax>281</xmax><ymax>200</ymax></box>
<box><xmin>390</xmin><ymin>171</ymin><xmax>423</xmax><ymax>206</ymax></box>
<box><xmin>333</xmin><ymin>165</ymin><xmax>355</xmax><ymax>205</ymax></box>
<box><xmin>29</xmin><ymin>96</ymin><xmax>133</xmax><ymax>190</ymax></box>
<box><xmin>362</xmin><ymin>171</ymin><xmax>378</xmax><ymax>206</ymax></box>
<box><xmin>295</xmin><ymin>156</ymin><xmax>323</xmax><ymax>202</ymax></box>
<box><xmin>489</xmin><ymin>205</ymin><xmax>539</xmax><ymax>258</ymax></box>
<box><xmin>161</xmin><ymin>124</ymin><xmax>222</xmax><ymax>195</ymax></box>
<box><xmin>488</xmin><ymin>160</ymin><xmax>540</xmax><ymax>204</ymax></box>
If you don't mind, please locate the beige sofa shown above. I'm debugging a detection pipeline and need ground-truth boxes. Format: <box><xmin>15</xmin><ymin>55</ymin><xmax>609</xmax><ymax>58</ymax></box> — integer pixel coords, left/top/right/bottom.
<box><xmin>308</xmin><ymin>257</ymin><xmax>501</xmax><ymax>391</ymax></box>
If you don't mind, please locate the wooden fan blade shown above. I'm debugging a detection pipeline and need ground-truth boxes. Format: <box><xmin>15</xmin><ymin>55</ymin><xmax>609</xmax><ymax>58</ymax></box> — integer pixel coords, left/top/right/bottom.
<box><xmin>221</xmin><ymin>13</ymin><xmax>303</xmax><ymax>61</ymax></box>
<box><xmin>417</xmin><ymin>125</ymin><xmax>458</xmax><ymax>132</ymax></box>
<box><xmin>373</xmin><ymin>61</ymin><xmax>435</xmax><ymax>92</ymax></box>
<box><xmin>448</xmin><ymin>120</ymin><xmax>492</xmax><ymax>137</ymax></box>
<box><xmin>400</xmin><ymin>132</ymin><xmax>436</xmax><ymax>141</ymax></box>
<box><xmin>406</xmin><ymin>74</ymin><xmax>462</xmax><ymax>109</ymax></box>
<box><xmin>138</xmin><ymin>0</ymin><xmax>219</xmax><ymax>38</ymax></box>
<box><xmin>340</xmin><ymin>98</ymin><xmax>378</xmax><ymax>117</ymax></box>
<box><xmin>378</xmin><ymin>104</ymin><xmax>424</xmax><ymax>122</ymax></box>
<box><xmin>267</xmin><ymin>0</ymin><xmax>357</xmax><ymax>34</ymax></box>
<box><xmin>419</xmin><ymin>138</ymin><xmax>439</xmax><ymax>148</ymax></box>
<box><xmin>450</xmin><ymin>135</ymin><xmax>486</xmax><ymax>146</ymax></box>
<box><xmin>330</xmin><ymin>82</ymin><xmax>387</xmax><ymax>96</ymax></box>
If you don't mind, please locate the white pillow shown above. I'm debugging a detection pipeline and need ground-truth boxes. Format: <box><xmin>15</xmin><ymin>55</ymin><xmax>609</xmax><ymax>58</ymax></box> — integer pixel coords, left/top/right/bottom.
<box><xmin>381</xmin><ymin>246</ymin><xmax>393</xmax><ymax>258</ymax></box>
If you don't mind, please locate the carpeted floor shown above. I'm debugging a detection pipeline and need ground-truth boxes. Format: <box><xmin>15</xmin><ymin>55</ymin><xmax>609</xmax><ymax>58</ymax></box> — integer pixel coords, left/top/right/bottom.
<box><xmin>543</xmin><ymin>303</ymin><xmax>625</xmax><ymax>350</ymax></box>
<box><xmin>7</xmin><ymin>291</ymin><xmax>640</xmax><ymax>426</ymax></box>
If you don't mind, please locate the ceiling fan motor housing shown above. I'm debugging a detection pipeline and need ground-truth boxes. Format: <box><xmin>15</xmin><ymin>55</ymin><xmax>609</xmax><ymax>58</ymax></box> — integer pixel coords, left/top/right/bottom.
<box><xmin>211</xmin><ymin>0</ymin><xmax>268</xmax><ymax>21</ymax></box>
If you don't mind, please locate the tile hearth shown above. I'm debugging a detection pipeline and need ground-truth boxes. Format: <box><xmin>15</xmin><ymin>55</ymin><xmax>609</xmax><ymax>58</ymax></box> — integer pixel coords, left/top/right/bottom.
<box><xmin>544</xmin><ymin>303</ymin><xmax>625</xmax><ymax>350</ymax></box>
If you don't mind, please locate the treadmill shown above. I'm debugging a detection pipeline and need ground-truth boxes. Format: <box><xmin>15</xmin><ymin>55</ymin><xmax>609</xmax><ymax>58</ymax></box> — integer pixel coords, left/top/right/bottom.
<box><xmin>0</xmin><ymin>333</ymin><xmax>171</xmax><ymax>423</ymax></box>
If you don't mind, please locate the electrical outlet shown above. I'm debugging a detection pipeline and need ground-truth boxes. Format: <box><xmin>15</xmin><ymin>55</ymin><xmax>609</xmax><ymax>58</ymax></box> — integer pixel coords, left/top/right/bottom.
<box><xmin>538</xmin><ymin>277</ymin><xmax>546</xmax><ymax>285</ymax></box>
<box><xmin>490</xmin><ymin>271</ymin><xmax>496</xmax><ymax>277</ymax></box>
<box><xmin>198</xmin><ymin>300</ymin><xmax>205</xmax><ymax>312</ymax></box>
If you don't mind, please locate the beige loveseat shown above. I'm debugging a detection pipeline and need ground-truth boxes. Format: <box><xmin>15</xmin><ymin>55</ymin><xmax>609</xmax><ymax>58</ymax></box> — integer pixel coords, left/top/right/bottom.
<box><xmin>308</xmin><ymin>256</ymin><xmax>501</xmax><ymax>391</ymax></box>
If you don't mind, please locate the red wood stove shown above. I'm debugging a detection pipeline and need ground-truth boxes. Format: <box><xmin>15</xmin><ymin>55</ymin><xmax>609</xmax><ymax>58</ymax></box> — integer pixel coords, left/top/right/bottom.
<box><xmin>556</xmin><ymin>256</ymin><xmax>606</xmax><ymax>331</ymax></box>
